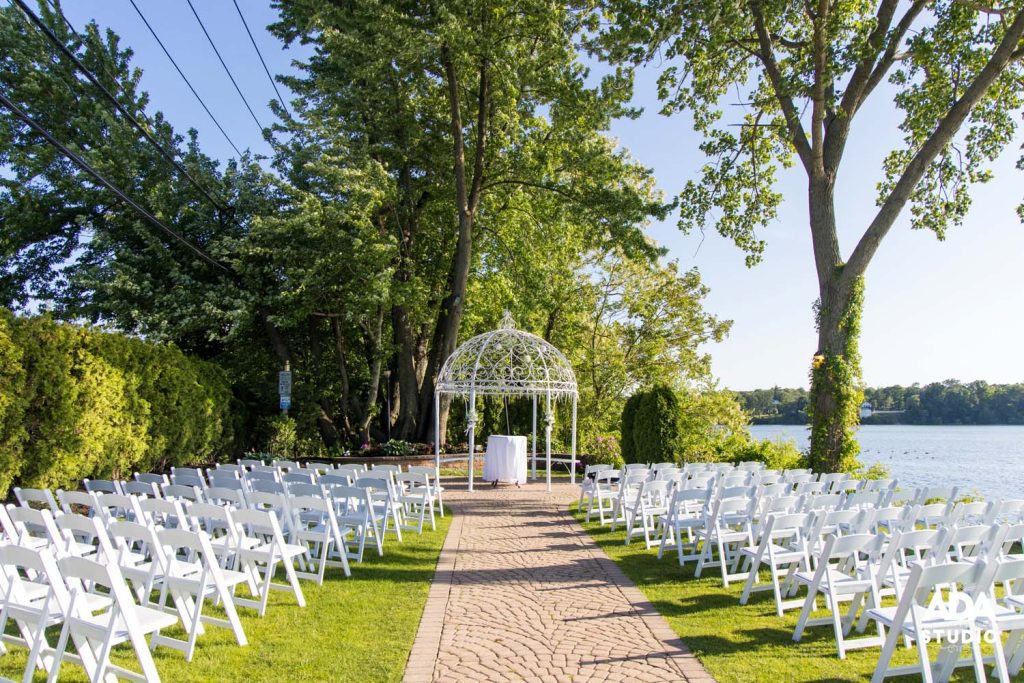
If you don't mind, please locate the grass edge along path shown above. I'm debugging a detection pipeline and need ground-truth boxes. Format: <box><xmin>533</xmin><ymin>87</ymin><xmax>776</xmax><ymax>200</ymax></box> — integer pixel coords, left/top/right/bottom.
<box><xmin>571</xmin><ymin>503</ymin><xmax>1007</xmax><ymax>683</ymax></box>
<box><xmin>0</xmin><ymin>513</ymin><xmax>452</xmax><ymax>683</ymax></box>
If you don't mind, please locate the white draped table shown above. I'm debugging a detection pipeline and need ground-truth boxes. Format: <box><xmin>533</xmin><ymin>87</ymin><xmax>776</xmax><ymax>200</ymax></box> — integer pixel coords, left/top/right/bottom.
<box><xmin>483</xmin><ymin>435</ymin><xmax>528</xmax><ymax>485</ymax></box>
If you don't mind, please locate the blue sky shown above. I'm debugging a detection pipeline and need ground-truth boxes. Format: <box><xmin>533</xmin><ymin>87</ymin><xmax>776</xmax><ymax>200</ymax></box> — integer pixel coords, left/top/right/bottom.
<box><xmin>59</xmin><ymin>2</ymin><xmax>1024</xmax><ymax>391</ymax></box>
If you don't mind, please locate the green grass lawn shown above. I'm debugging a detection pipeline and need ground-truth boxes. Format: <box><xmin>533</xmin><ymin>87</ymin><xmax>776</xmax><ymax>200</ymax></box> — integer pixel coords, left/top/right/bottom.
<box><xmin>571</xmin><ymin>504</ymin><xmax>1015</xmax><ymax>682</ymax></box>
<box><xmin>0</xmin><ymin>514</ymin><xmax>450</xmax><ymax>683</ymax></box>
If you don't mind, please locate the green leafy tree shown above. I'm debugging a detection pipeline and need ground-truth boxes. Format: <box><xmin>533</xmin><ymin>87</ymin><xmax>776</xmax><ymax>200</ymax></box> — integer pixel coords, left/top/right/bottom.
<box><xmin>594</xmin><ymin>0</ymin><xmax>1024</xmax><ymax>471</ymax></box>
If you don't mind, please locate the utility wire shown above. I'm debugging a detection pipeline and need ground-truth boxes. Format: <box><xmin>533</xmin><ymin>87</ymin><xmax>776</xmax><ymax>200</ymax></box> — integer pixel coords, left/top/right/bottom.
<box><xmin>12</xmin><ymin>0</ymin><xmax>230</xmax><ymax>213</ymax></box>
<box><xmin>127</xmin><ymin>0</ymin><xmax>243</xmax><ymax>157</ymax></box>
<box><xmin>0</xmin><ymin>88</ymin><xmax>235</xmax><ymax>277</ymax></box>
<box><xmin>185</xmin><ymin>0</ymin><xmax>265</xmax><ymax>133</ymax></box>
<box><xmin>232</xmin><ymin>0</ymin><xmax>290</xmax><ymax>117</ymax></box>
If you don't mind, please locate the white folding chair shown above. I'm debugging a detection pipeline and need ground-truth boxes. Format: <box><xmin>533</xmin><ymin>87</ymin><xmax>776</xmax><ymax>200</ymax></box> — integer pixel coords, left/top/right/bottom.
<box><xmin>354</xmin><ymin>477</ymin><xmax>402</xmax><ymax>542</ymax></box>
<box><xmin>408</xmin><ymin>466</ymin><xmax>445</xmax><ymax>517</ymax></box>
<box><xmin>396</xmin><ymin>472</ymin><xmax>435</xmax><ymax>533</ymax></box>
<box><xmin>792</xmin><ymin>532</ymin><xmax>886</xmax><ymax>658</ymax></box>
<box><xmin>288</xmin><ymin>496</ymin><xmax>352</xmax><ymax>583</ymax></box>
<box><xmin>160</xmin><ymin>483</ymin><xmax>205</xmax><ymax>505</ymax></box>
<box><xmin>0</xmin><ymin>544</ymin><xmax>78</xmax><ymax>682</ymax></box>
<box><xmin>327</xmin><ymin>485</ymin><xmax>384</xmax><ymax>562</ymax></box>
<box><xmin>48</xmin><ymin>554</ymin><xmax>178</xmax><ymax>682</ymax></box>
<box><xmin>740</xmin><ymin>512</ymin><xmax>813</xmax><ymax>616</ymax></box>
<box><xmin>694</xmin><ymin>496</ymin><xmax>756</xmax><ymax>587</ymax></box>
<box><xmin>657</xmin><ymin>487</ymin><xmax>711</xmax><ymax>565</ymax></box>
<box><xmin>232</xmin><ymin>508</ymin><xmax>307</xmax><ymax>616</ymax></box>
<box><xmin>625</xmin><ymin>479</ymin><xmax>671</xmax><ymax>548</ymax></box>
<box><xmin>865</xmin><ymin>560</ymin><xmax>986</xmax><ymax>682</ymax></box>
<box><xmin>579</xmin><ymin>464</ymin><xmax>613</xmax><ymax>509</ymax></box>
<box><xmin>137</xmin><ymin>497</ymin><xmax>193</xmax><ymax>531</ymax></box>
<box><xmin>6</xmin><ymin>505</ymin><xmax>61</xmax><ymax>551</ymax></box>
<box><xmin>586</xmin><ymin>469</ymin><xmax>620</xmax><ymax>525</ymax></box>
<box><xmin>609</xmin><ymin>471</ymin><xmax>647</xmax><ymax>532</ymax></box>
<box><xmin>151</xmin><ymin>528</ymin><xmax>249</xmax><ymax>661</ymax></box>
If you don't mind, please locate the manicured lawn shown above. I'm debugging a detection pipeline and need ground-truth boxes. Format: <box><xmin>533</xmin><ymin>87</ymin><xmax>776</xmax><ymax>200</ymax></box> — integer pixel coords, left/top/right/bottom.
<box><xmin>0</xmin><ymin>514</ymin><xmax>450</xmax><ymax>683</ymax></box>
<box><xmin>571</xmin><ymin>505</ymin><xmax>1006</xmax><ymax>682</ymax></box>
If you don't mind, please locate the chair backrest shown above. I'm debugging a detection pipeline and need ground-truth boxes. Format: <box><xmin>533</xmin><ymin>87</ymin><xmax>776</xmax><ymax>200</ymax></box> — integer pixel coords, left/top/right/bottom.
<box><xmin>273</xmin><ymin>460</ymin><xmax>300</xmax><ymax>471</ymax></box>
<box><xmin>816</xmin><ymin>532</ymin><xmax>885</xmax><ymax>571</ymax></box>
<box><xmin>583</xmin><ymin>464</ymin><xmax>612</xmax><ymax>478</ymax></box>
<box><xmin>874</xmin><ymin>528</ymin><xmax>940</xmax><ymax>586</ymax></box>
<box><xmin>760</xmin><ymin>494</ymin><xmax>802</xmax><ymax>517</ymax></box>
<box><xmin>247</xmin><ymin>491</ymin><xmax>292</xmax><ymax>529</ymax></box>
<box><xmin>120</xmin><ymin>481</ymin><xmax>161</xmax><ymax>499</ymax></box>
<box><xmin>249</xmin><ymin>479</ymin><xmax>286</xmax><ymax>495</ymax></box>
<box><xmin>758</xmin><ymin>483</ymin><xmax>791</xmax><ymax>499</ymax></box>
<box><xmin>0</xmin><ymin>543</ymin><xmax>69</xmax><ymax>611</ymax></box>
<box><xmin>282</xmin><ymin>471</ymin><xmax>316</xmax><ymax>485</ymax></box>
<box><xmin>397</xmin><ymin>472</ymin><xmax>429</xmax><ymax>490</ymax></box>
<box><xmin>916</xmin><ymin>485</ymin><xmax>959</xmax><ymax>504</ymax></box>
<box><xmin>857</xmin><ymin>478</ymin><xmax>897</xmax><ymax>492</ymax></box>
<box><xmin>134</xmin><ymin>472</ymin><xmax>169</xmax><ymax>486</ymax></box>
<box><xmin>161</xmin><ymin>483</ymin><xmax>204</xmax><ymax>503</ymax></box>
<box><xmin>952</xmin><ymin>501</ymin><xmax>992</xmax><ymax>526</ymax></box>
<box><xmin>684</xmin><ymin>473</ymin><xmax>715</xmax><ymax>490</ymax></box>
<box><xmin>594</xmin><ymin>469</ymin><xmax>620</xmax><ymax>487</ymax></box>
<box><xmin>932</xmin><ymin>524</ymin><xmax>1006</xmax><ymax>563</ymax></box>
<box><xmin>232</xmin><ymin>507</ymin><xmax>289</xmax><ymax>547</ymax></box>
<box><xmin>802</xmin><ymin>492</ymin><xmax>845</xmax><ymax>512</ymax></box>
<box><xmin>56</xmin><ymin>489</ymin><xmax>101</xmax><ymax>516</ymax></box>
<box><xmin>371</xmin><ymin>464</ymin><xmax>402</xmax><ymax>475</ymax></box>
<box><xmin>137</xmin><ymin>497</ymin><xmax>192</xmax><ymax>531</ymax></box>
<box><xmin>82</xmin><ymin>478</ymin><xmax>122</xmax><ymax>495</ymax></box>
<box><xmin>319</xmin><ymin>473</ymin><xmax>352</xmax><ymax>488</ymax></box>
<box><xmin>794</xmin><ymin>481</ymin><xmax>827</xmax><ymax>496</ymax></box>
<box><xmin>718</xmin><ymin>485</ymin><xmax>755</xmax><ymax>501</ymax></box>
<box><xmin>654</xmin><ymin>467</ymin><xmax>681</xmax><ymax>481</ymax></box>
<box><xmin>842</xmin><ymin>491</ymin><xmax>885</xmax><ymax>510</ymax></box>
<box><xmin>7</xmin><ymin>504</ymin><xmax>61</xmax><ymax>547</ymax></box>
<box><xmin>204</xmin><ymin>486</ymin><xmax>247</xmax><ymax>508</ymax></box>
<box><xmin>207</xmin><ymin>470</ymin><xmax>242</xmax><ymax>488</ymax></box>
<box><xmin>237</xmin><ymin>458</ymin><xmax>263</xmax><ymax>469</ymax></box>
<box><xmin>784</xmin><ymin>472</ymin><xmax>815</xmax><ymax>485</ymax></box>
<box><xmin>720</xmin><ymin>473</ymin><xmax>752</xmax><ymax>488</ymax></box>
<box><xmin>171</xmin><ymin>471</ymin><xmax>207</xmax><ymax>490</ymax></box>
<box><xmin>989</xmin><ymin>499</ymin><xmax>1024</xmax><ymax>524</ymax></box>
<box><xmin>287</xmin><ymin>481</ymin><xmax>326</xmax><ymax>498</ymax></box>
<box><xmin>95</xmin><ymin>493</ymin><xmax>143</xmax><ymax>523</ymax></box>
<box><xmin>326</xmin><ymin>485</ymin><xmax>374</xmax><ymax>517</ymax></box>
<box><xmin>245</xmin><ymin>469</ymin><xmax>280</xmax><ymax>484</ymax></box>
<box><xmin>12</xmin><ymin>486</ymin><xmax>59</xmax><ymax>512</ymax></box>
<box><xmin>54</xmin><ymin>512</ymin><xmax>117</xmax><ymax>560</ymax></box>
<box><xmin>187</xmin><ymin>502</ymin><xmax>237</xmax><ymax>544</ymax></box>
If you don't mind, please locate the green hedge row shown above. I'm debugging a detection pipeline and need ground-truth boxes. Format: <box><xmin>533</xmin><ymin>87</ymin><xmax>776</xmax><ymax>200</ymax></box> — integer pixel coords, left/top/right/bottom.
<box><xmin>0</xmin><ymin>311</ymin><xmax>235</xmax><ymax>496</ymax></box>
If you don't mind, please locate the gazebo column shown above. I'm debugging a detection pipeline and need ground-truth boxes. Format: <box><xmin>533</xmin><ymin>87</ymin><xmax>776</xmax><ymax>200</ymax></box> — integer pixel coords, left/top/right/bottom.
<box><xmin>531</xmin><ymin>395</ymin><xmax>537</xmax><ymax>480</ymax></box>
<box><xmin>434</xmin><ymin>392</ymin><xmax>441</xmax><ymax>482</ymax></box>
<box><xmin>467</xmin><ymin>391</ymin><xmax>477</xmax><ymax>492</ymax></box>
<box><xmin>545</xmin><ymin>390</ymin><xmax>553</xmax><ymax>493</ymax></box>
<box><xmin>570</xmin><ymin>394</ymin><xmax>578</xmax><ymax>485</ymax></box>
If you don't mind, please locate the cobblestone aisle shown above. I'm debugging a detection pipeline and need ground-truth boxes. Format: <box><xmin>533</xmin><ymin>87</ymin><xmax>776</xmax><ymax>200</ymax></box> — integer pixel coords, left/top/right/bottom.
<box><xmin>403</xmin><ymin>482</ymin><xmax>714</xmax><ymax>682</ymax></box>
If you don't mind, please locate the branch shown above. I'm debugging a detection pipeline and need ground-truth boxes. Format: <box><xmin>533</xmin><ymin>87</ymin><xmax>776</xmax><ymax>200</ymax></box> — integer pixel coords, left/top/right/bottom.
<box><xmin>468</xmin><ymin>58</ymin><xmax>489</xmax><ymax>215</ymax></box>
<box><xmin>810</xmin><ymin>0</ymin><xmax>829</xmax><ymax>173</ymax></box>
<box><xmin>843</xmin><ymin>8</ymin><xmax>1024</xmax><ymax>283</ymax></box>
<box><xmin>749</xmin><ymin>0</ymin><xmax>814</xmax><ymax>171</ymax></box>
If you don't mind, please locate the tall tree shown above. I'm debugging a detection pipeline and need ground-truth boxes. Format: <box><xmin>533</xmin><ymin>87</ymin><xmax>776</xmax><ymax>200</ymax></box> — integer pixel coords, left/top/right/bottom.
<box><xmin>273</xmin><ymin>0</ymin><xmax>666</xmax><ymax>444</ymax></box>
<box><xmin>594</xmin><ymin>0</ymin><xmax>1024</xmax><ymax>471</ymax></box>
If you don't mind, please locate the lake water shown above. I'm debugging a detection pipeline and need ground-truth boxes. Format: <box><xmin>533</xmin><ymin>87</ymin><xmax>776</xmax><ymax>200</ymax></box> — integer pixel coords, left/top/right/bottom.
<box><xmin>748</xmin><ymin>424</ymin><xmax>1024</xmax><ymax>502</ymax></box>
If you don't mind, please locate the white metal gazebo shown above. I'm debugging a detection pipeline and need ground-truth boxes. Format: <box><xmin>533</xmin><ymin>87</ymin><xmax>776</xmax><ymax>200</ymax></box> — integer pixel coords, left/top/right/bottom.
<box><xmin>434</xmin><ymin>311</ymin><xmax>578</xmax><ymax>492</ymax></box>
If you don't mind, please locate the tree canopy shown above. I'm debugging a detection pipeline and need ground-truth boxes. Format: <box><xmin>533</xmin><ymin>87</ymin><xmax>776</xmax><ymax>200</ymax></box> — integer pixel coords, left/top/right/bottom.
<box><xmin>0</xmin><ymin>0</ymin><xmax>731</xmax><ymax>454</ymax></box>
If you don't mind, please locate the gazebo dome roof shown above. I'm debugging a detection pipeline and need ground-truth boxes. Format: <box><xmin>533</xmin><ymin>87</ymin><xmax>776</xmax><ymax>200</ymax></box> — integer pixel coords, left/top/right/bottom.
<box><xmin>436</xmin><ymin>311</ymin><xmax>577</xmax><ymax>399</ymax></box>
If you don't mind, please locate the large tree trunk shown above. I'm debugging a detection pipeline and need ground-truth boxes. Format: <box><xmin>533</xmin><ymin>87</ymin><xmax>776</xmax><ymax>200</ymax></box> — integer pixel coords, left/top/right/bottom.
<box><xmin>357</xmin><ymin>306</ymin><xmax>385</xmax><ymax>445</ymax></box>
<box><xmin>415</xmin><ymin>46</ymin><xmax>488</xmax><ymax>444</ymax></box>
<box><xmin>391</xmin><ymin>305</ymin><xmax>419</xmax><ymax>439</ymax></box>
<box><xmin>807</xmin><ymin>176</ymin><xmax>863</xmax><ymax>473</ymax></box>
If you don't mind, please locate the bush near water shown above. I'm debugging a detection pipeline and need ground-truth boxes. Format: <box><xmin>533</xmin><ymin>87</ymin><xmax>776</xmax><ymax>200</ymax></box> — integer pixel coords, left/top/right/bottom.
<box><xmin>0</xmin><ymin>310</ymin><xmax>235</xmax><ymax>497</ymax></box>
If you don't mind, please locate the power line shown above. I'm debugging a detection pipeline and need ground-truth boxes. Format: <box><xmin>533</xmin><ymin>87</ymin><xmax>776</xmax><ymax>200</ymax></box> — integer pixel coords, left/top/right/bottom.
<box><xmin>0</xmin><ymin>88</ymin><xmax>235</xmax><ymax>277</ymax></box>
<box><xmin>185</xmin><ymin>0</ymin><xmax>265</xmax><ymax>134</ymax></box>
<box><xmin>12</xmin><ymin>0</ymin><xmax>230</xmax><ymax>213</ymax></box>
<box><xmin>232</xmin><ymin>0</ymin><xmax>290</xmax><ymax>117</ymax></box>
<box><xmin>126</xmin><ymin>0</ymin><xmax>243</xmax><ymax>157</ymax></box>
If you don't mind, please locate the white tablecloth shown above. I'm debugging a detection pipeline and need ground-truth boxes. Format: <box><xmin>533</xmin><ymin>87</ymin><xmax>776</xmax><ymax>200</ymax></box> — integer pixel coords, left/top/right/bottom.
<box><xmin>483</xmin><ymin>435</ymin><xmax>528</xmax><ymax>485</ymax></box>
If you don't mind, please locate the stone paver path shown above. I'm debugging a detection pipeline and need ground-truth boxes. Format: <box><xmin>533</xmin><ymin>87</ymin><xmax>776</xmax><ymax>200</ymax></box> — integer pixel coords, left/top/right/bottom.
<box><xmin>404</xmin><ymin>481</ymin><xmax>714</xmax><ymax>682</ymax></box>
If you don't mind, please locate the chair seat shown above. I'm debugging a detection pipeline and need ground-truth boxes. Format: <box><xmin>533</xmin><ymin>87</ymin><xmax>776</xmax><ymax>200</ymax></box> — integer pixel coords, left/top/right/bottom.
<box><xmin>866</xmin><ymin>605</ymin><xmax>974</xmax><ymax>637</ymax></box>
<box><xmin>241</xmin><ymin>541</ymin><xmax>307</xmax><ymax>562</ymax></box>
<box><xmin>71</xmin><ymin>603</ymin><xmax>178</xmax><ymax>640</ymax></box>
<box><xmin>795</xmin><ymin>568</ymin><xmax>874</xmax><ymax>594</ymax></box>
<box><xmin>740</xmin><ymin>543</ymin><xmax>805</xmax><ymax>563</ymax></box>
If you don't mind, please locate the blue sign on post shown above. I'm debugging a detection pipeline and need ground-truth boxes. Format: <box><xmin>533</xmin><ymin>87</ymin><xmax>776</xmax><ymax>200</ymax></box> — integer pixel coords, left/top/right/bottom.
<box><xmin>279</xmin><ymin>395</ymin><xmax>291</xmax><ymax>411</ymax></box>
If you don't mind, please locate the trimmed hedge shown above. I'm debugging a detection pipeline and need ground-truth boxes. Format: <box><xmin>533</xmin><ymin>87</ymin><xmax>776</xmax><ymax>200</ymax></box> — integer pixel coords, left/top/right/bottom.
<box><xmin>621</xmin><ymin>384</ymin><xmax>680</xmax><ymax>464</ymax></box>
<box><xmin>0</xmin><ymin>312</ymin><xmax>235</xmax><ymax>496</ymax></box>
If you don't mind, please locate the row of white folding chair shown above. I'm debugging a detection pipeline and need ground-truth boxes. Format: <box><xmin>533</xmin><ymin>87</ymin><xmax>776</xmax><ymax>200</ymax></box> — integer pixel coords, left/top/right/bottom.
<box><xmin>0</xmin><ymin>509</ymin><xmax>258</xmax><ymax>678</ymax></box>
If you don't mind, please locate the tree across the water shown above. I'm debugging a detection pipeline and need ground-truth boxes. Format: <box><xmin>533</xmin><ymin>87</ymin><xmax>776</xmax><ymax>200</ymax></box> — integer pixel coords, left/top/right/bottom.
<box><xmin>736</xmin><ymin>380</ymin><xmax>1024</xmax><ymax>425</ymax></box>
